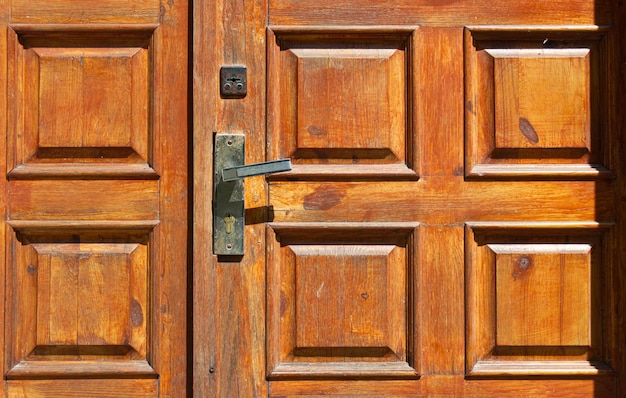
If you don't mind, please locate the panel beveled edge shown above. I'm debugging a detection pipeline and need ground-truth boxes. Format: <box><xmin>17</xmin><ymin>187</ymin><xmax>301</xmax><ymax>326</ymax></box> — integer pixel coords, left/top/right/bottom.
<box><xmin>268</xmin><ymin>221</ymin><xmax>420</xmax><ymax>234</ymax></box>
<box><xmin>464</xmin><ymin>221</ymin><xmax>613</xmax><ymax>378</ymax></box>
<box><xmin>6</xmin><ymin>24</ymin><xmax>158</xmax><ymax>179</ymax></box>
<box><xmin>463</xmin><ymin>26</ymin><xmax>613</xmax><ymax>180</ymax></box>
<box><xmin>266</xmin><ymin>222</ymin><xmax>420</xmax><ymax>380</ymax></box>
<box><xmin>5</xmin><ymin>220</ymin><xmax>157</xmax><ymax>377</ymax></box>
<box><xmin>267</xmin><ymin>26</ymin><xmax>419</xmax><ymax>181</ymax></box>
<box><xmin>9</xmin><ymin>23</ymin><xmax>159</xmax><ymax>34</ymax></box>
<box><xmin>8</xmin><ymin>220</ymin><xmax>160</xmax><ymax>235</ymax></box>
<box><xmin>6</xmin><ymin>360</ymin><xmax>157</xmax><ymax>379</ymax></box>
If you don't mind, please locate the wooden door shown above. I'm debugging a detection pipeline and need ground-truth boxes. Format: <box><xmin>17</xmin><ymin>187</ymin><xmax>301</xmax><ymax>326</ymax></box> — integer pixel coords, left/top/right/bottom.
<box><xmin>0</xmin><ymin>0</ymin><xmax>187</xmax><ymax>396</ymax></box>
<box><xmin>194</xmin><ymin>0</ymin><xmax>626</xmax><ymax>396</ymax></box>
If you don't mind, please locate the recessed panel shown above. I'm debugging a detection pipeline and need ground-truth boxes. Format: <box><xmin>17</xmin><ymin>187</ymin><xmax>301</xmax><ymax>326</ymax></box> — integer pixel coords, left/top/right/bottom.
<box><xmin>465</xmin><ymin>223</ymin><xmax>607</xmax><ymax>377</ymax></box>
<box><xmin>267</xmin><ymin>223</ymin><xmax>418</xmax><ymax>379</ymax></box>
<box><xmin>8</xmin><ymin>27</ymin><xmax>155</xmax><ymax>178</ymax></box>
<box><xmin>7</xmin><ymin>226</ymin><xmax>152</xmax><ymax>377</ymax></box>
<box><xmin>268</xmin><ymin>29</ymin><xmax>417</xmax><ymax>180</ymax></box>
<box><xmin>464</xmin><ymin>28</ymin><xmax>610</xmax><ymax>179</ymax></box>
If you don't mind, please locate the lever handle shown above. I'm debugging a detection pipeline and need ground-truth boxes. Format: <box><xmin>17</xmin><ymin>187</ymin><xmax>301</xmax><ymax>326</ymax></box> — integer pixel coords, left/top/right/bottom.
<box><xmin>213</xmin><ymin>133</ymin><xmax>290</xmax><ymax>256</ymax></box>
<box><xmin>222</xmin><ymin>158</ymin><xmax>291</xmax><ymax>182</ymax></box>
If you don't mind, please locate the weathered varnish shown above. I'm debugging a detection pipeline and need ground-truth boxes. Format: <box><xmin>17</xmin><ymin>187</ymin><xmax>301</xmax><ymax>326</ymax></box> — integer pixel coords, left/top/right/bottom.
<box><xmin>195</xmin><ymin>0</ymin><xmax>626</xmax><ymax>397</ymax></box>
<box><xmin>0</xmin><ymin>0</ymin><xmax>187</xmax><ymax>396</ymax></box>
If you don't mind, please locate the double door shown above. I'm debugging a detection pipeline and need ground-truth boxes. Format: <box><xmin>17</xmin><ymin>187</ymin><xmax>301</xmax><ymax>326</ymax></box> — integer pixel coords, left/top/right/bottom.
<box><xmin>1</xmin><ymin>0</ymin><xmax>625</xmax><ymax>396</ymax></box>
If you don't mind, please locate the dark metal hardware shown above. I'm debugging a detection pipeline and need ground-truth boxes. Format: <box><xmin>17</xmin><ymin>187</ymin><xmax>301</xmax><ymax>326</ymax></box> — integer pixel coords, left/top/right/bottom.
<box><xmin>220</xmin><ymin>66</ymin><xmax>247</xmax><ymax>98</ymax></box>
<box><xmin>222</xmin><ymin>159</ymin><xmax>292</xmax><ymax>182</ymax></box>
<box><xmin>213</xmin><ymin>133</ymin><xmax>291</xmax><ymax>255</ymax></box>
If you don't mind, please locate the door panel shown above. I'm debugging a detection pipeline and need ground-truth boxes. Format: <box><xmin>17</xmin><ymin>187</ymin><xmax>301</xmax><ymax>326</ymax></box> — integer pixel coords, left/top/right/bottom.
<box><xmin>266</xmin><ymin>223</ymin><xmax>417</xmax><ymax>379</ymax></box>
<box><xmin>1</xmin><ymin>0</ymin><xmax>187</xmax><ymax>396</ymax></box>
<box><xmin>195</xmin><ymin>0</ymin><xmax>625</xmax><ymax>396</ymax></box>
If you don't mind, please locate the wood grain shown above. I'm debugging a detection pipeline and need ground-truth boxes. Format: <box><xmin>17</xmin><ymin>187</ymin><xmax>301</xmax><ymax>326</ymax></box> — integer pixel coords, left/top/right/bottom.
<box><xmin>8</xmin><ymin>379</ymin><xmax>158</xmax><ymax>397</ymax></box>
<box><xmin>1</xmin><ymin>0</ymin><xmax>187</xmax><ymax>396</ymax></box>
<box><xmin>11</xmin><ymin>0</ymin><xmax>159</xmax><ymax>24</ymax></box>
<box><xmin>198</xmin><ymin>0</ymin><xmax>626</xmax><ymax>396</ymax></box>
<box><xmin>269</xmin><ymin>375</ymin><xmax>616</xmax><ymax>397</ymax></box>
<box><xmin>464</xmin><ymin>27</ymin><xmax>609</xmax><ymax>179</ymax></box>
<box><xmin>9</xmin><ymin>180</ymin><xmax>158</xmax><ymax>220</ymax></box>
<box><xmin>0</xmin><ymin>0</ymin><xmax>8</xmax><ymax>388</ymax></box>
<box><xmin>193</xmin><ymin>0</ymin><xmax>269</xmax><ymax>396</ymax></box>
<box><xmin>269</xmin><ymin>179</ymin><xmax>613</xmax><ymax>223</ymax></box>
<box><xmin>268</xmin><ymin>0</ymin><xmax>609</xmax><ymax>26</ymax></box>
<box><xmin>266</xmin><ymin>224</ymin><xmax>416</xmax><ymax>380</ymax></box>
<box><xmin>611</xmin><ymin>0</ymin><xmax>626</xmax><ymax>392</ymax></box>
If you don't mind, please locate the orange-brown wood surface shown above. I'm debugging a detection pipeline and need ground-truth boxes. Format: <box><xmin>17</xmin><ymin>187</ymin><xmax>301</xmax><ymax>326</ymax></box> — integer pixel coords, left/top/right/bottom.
<box><xmin>193</xmin><ymin>0</ymin><xmax>269</xmax><ymax>396</ymax></box>
<box><xmin>5</xmin><ymin>0</ymin><xmax>626</xmax><ymax>396</ymax></box>
<box><xmin>195</xmin><ymin>0</ymin><xmax>626</xmax><ymax>397</ymax></box>
<box><xmin>1</xmin><ymin>0</ymin><xmax>187</xmax><ymax>396</ymax></box>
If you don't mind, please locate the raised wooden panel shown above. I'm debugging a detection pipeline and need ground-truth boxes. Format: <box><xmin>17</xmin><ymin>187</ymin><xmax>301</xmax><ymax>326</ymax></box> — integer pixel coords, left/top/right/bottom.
<box><xmin>465</xmin><ymin>27</ymin><xmax>610</xmax><ymax>179</ymax></box>
<box><xmin>268</xmin><ymin>28</ymin><xmax>417</xmax><ymax>180</ymax></box>
<box><xmin>296</xmin><ymin>50</ymin><xmax>402</xmax><ymax>151</ymax></box>
<box><xmin>37</xmin><ymin>50</ymin><xmax>142</xmax><ymax>149</ymax></box>
<box><xmin>7</xmin><ymin>26</ymin><xmax>156</xmax><ymax>178</ymax></box>
<box><xmin>465</xmin><ymin>222</ymin><xmax>611</xmax><ymax>377</ymax></box>
<box><xmin>295</xmin><ymin>245</ymin><xmax>397</xmax><ymax>348</ymax></box>
<box><xmin>494</xmin><ymin>54</ymin><xmax>589</xmax><ymax>149</ymax></box>
<box><xmin>6</xmin><ymin>224</ymin><xmax>154</xmax><ymax>378</ymax></box>
<box><xmin>494</xmin><ymin>246</ymin><xmax>590</xmax><ymax>347</ymax></box>
<box><xmin>267</xmin><ymin>223</ymin><xmax>418</xmax><ymax>379</ymax></box>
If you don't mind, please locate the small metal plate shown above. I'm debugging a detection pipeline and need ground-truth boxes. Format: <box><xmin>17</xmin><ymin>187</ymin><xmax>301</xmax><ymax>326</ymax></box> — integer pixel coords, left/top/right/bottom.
<box><xmin>213</xmin><ymin>134</ymin><xmax>245</xmax><ymax>255</ymax></box>
<box><xmin>220</xmin><ymin>66</ymin><xmax>247</xmax><ymax>98</ymax></box>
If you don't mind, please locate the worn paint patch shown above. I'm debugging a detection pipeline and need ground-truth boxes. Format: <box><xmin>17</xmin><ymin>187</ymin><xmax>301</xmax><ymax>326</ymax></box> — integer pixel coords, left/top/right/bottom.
<box><xmin>303</xmin><ymin>186</ymin><xmax>345</xmax><ymax>210</ymax></box>
<box><xmin>519</xmin><ymin>117</ymin><xmax>539</xmax><ymax>144</ymax></box>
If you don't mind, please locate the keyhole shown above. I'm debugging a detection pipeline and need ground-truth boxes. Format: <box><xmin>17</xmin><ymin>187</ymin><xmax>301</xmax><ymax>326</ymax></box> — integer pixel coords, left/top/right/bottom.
<box><xmin>224</xmin><ymin>214</ymin><xmax>235</xmax><ymax>234</ymax></box>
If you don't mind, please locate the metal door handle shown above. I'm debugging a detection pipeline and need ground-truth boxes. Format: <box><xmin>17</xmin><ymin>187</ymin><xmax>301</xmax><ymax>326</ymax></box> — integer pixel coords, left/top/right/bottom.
<box><xmin>222</xmin><ymin>158</ymin><xmax>291</xmax><ymax>182</ymax></box>
<box><xmin>213</xmin><ymin>133</ymin><xmax>291</xmax><ymax>255</ymax></box>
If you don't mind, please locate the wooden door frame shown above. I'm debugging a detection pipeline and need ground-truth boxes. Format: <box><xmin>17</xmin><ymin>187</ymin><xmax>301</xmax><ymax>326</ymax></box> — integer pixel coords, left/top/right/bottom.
<box><xmin>191</xmin><ymin>0</ymin><xmax>626</xmax><ymax>396</ymax></box>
